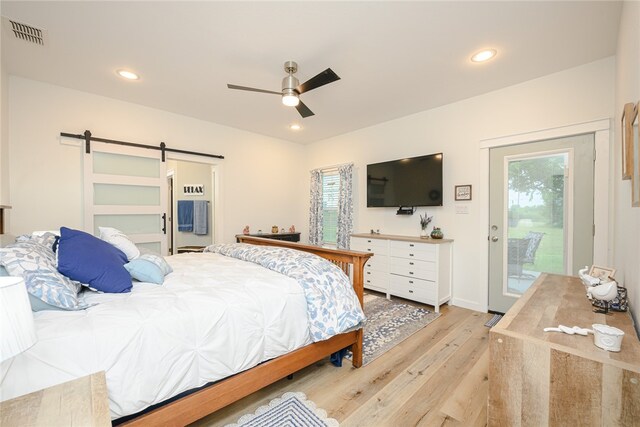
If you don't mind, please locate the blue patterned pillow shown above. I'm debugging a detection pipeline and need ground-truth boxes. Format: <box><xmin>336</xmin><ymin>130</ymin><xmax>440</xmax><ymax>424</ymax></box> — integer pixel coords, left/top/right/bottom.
<box><xmin>0</xmin><ymin>239</ymin><xmax>84</xmax><ymax>310</ymax></box>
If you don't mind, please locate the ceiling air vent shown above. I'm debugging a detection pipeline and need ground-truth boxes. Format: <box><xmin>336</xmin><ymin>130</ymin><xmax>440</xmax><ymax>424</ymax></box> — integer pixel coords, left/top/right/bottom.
<box><xmin>8</xmin><ymin>19</ymin><xmax>45</xmax><ymax>45</ymax></box>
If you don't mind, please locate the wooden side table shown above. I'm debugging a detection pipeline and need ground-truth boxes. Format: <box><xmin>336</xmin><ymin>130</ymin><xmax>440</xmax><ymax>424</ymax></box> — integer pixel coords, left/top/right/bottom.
<box><xmin>0</xmin><ymin>371</ymin><xmax>110</xmax><ymax>426</ymax></box>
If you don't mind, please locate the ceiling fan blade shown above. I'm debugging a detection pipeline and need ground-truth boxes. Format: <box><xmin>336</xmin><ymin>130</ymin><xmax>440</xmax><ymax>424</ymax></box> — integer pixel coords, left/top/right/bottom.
<box><xmin>295</xmin><ymin>100</ymin><xmax>315</xmax><ymax>118</ymax></box>
<box><xmin>296</xmin><ymin>68</ymin><xmax>340</xmax><ymax>94</ymax></box>
<box><xmin>227</xmin><ymin>84</ymin><xmax>281</xmax><ymax>95</ymax></box>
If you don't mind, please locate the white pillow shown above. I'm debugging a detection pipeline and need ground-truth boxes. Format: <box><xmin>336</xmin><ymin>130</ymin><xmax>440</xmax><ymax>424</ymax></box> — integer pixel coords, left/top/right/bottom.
<box><xmin>98</xmin><ymin>227</ymin><xmax>140</xmax><ymax>261</ymax></box>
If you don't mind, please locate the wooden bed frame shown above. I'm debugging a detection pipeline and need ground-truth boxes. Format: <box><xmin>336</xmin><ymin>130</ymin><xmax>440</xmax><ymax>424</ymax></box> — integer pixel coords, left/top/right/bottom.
<box><xmin>122</xmin><ymin>236</ymin><xmax>372</xmax><ymax>426</ymax></box>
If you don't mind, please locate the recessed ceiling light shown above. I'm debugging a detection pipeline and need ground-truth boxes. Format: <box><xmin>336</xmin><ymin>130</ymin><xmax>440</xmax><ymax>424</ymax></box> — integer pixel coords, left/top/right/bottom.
<box><xmin>116</xmin><ymin>69</ymin><xmax>140</xmax><ymax>80</ymax></box>
<box><xmin>471</xmin><ymin>49</ymin><xmax>497</xmax><ymax>63</ymax></box>
<box><xmin>289</xmin><ymin>124</ymin><xmax>302</xmax><ymax>131</ymax></box>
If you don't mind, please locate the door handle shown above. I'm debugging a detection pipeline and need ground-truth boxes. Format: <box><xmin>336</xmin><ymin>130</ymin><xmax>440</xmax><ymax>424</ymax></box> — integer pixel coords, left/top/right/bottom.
<box><xmin>162</xmin><ymin>213</ymin><xmax>167</xmax><ymax>234</ymax></box>
<box><xmin>491</xmin><ymin>236</ymin><xmax>499</xmax><ymax>242</ymax></box>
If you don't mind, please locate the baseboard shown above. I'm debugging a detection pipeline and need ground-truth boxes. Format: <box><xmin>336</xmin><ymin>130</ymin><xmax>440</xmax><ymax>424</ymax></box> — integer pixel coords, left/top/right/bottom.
<box><xmin>450</xmin><ymin>297</ymin><xmax>486</xmax><ymax>313</ymax></box>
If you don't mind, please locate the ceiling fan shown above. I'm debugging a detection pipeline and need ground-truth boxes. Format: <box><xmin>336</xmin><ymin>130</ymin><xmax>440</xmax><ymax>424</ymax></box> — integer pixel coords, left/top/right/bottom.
<box><xmin>227</xmin><ymin>61</ymin><xmax>340</xmax><ymax>118</ymax></box>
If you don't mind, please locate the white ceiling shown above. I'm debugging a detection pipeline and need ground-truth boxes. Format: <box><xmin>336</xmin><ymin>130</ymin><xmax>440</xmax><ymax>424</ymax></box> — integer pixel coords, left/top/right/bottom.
<box><xmin>1</xmin><ymin>1</ymin><xmax>622</xmax><ymax>144</ymax></box>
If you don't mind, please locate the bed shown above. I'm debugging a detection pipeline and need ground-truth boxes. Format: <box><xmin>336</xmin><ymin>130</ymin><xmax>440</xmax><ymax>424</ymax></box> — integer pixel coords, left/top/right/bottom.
<box><xmin>0</xmin><ymin>235</ymin><xmax>371</xmax><ymax>425</ymax></box>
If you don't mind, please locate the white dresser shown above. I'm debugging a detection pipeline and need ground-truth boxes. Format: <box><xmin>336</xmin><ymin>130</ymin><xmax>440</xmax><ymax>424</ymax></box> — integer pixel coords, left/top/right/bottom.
<box><xmin>351</xmin><ymin>233</ymin><xmax>453</xmax><ymax>312</ymax></box>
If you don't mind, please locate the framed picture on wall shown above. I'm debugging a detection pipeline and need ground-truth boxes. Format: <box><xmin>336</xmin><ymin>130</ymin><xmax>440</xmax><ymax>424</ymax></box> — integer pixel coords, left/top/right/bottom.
<box><xmin>622</xmin><ymin>102</ymin><xmax>635</xmax><ymax>180</ymax></box>
<box><xmin>632</xmin><ymin>102</ymin><xmax>639</xmax><ymax>207</ymax></box>
<box><xmin>455</xmin><ymin>185</ymin><xmax>472</xmax><ymax>201</ymax></box>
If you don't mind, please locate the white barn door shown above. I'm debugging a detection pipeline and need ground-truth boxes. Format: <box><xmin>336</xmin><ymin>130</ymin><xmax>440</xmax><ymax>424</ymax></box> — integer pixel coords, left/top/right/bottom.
<box><xmin>83</xmin><ymin>142</ymin><xmax>168</xmax><ymax>254</ymax></box>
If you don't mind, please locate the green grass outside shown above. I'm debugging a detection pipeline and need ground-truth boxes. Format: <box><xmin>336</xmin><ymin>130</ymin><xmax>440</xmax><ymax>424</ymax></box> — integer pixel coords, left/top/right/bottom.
<box><xmin>509</xmin><ymin>223</ymin><xmax>564</xmax><ymax>274</ymax></box>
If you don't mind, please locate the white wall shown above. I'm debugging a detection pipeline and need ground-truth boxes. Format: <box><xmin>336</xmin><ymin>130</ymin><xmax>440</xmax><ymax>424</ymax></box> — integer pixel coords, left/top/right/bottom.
<box><xmin>7</xmin><ymin>77</ymin><xmax>307</xmax><ymax>244</ymax></box>
<box><xmin>0</xmin><ymin>21</ymin><xmax>9</xmax><ymax>206</ymax></box>
<box><xmin>614</xmin><ymin>1</ymin><xmax>640</xmax><ymax>328</ymax></box>
<box><xmin>305</xmin><ymin>58</ymin><xmax>615</xmax><ymax>312</ymax></box>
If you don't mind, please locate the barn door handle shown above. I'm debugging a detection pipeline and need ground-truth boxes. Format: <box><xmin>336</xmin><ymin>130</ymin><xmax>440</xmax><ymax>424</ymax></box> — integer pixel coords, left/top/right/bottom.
<box><xmin>162</xmin><ymin>213</ymin><xmax>167</xmax><ymax>234</ymax></box>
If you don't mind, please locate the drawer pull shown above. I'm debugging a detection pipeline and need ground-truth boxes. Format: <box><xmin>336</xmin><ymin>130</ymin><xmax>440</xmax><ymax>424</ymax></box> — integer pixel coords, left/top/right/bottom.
<box><xmin>409</xmin><ymin>254</ymin><xmax>414</xmax><ymax>257</ymax></box>
<box><xmin>366</xmin><ymin>280</ymin><xmax>371</xmax><ymax>283</ymax></box>
<box><xmin>409</xmin><ymin>290</ymin><xmax>414</xmax><ymax>293</ymax></box>
<box><xmin>409</xmin><ymin>280</ymin><xmax>414</xmax><ymax>284</ymax></box>
<box><xmin>409</xmin><ymin>272</ymin><xmax>414</xmax><ymax>275</ymax></box>
<box><xmin>367</xmin><ymin>240</ymin><xmax>372</xmax><ymax>243</ymax></box>
<box><xmin>409</xmin><ymin>262</ymin><xmax>414</xmax><ymax>265</ymax></box>
<box><xmin>367</xmin><ymin>271</ymin><xmax>371</xmax><ymax>275</ymax></box>
<box><xmin>409</xmin><ymin>244</ymin><xmax>414</xmax><ymax>247</ymax></box>
<box><xmin>367</xmin><ymin>248</ymin><xmax>372</xmax><ymax>251</ymax></box>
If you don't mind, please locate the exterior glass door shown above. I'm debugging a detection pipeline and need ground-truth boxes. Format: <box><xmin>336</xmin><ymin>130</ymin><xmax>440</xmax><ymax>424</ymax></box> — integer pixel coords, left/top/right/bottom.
<box><xmin>488</xmin><ymin>134</ymin><xmax>594</xmax><ymax>313</ymax></box>
<box><xmin>505</xmin><ymin>152</ymin><xmax>568</xmax><ymax>295</ymax></box>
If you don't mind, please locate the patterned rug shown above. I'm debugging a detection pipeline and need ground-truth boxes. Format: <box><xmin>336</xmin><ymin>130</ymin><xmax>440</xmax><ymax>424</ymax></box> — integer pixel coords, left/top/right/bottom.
<box><xmin>347</xmin><ymin>293</ymin><xmax>441</xmax><ymax>365</ymax></box>
<box><xmin>225</xmin><ymin>392</ymin><xmax>338</xmax><ymax>427</ymax></box>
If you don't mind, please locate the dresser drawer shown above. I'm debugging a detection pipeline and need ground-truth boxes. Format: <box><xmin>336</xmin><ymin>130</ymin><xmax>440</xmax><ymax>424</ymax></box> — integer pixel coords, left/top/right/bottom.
<box><xmin>390</xmin><ymin>257</ymin><xmax>436</xmax><ymax>281</ymax></box>
<box><xmin>364</xmin><ymin>268</ymin><xmax>387</xmax><ymax>292</ymax></box>
<box><xmin>364</xmin><ymin>254</ymin><xmax>389</xmax><ymax>271</ymax></box>
<box><xmin>389</xmin><ymin>275</ymin><xmax>436</xmax><ymax>304</ymax></box>
<box><xmin>351</xmin><ymin>237</ymin><xmax>388</xmax><ymax>255</ymax></box>
<box><xmin>390</xmin><ymin>241</ymin><xmax>436</xmax><ymax>261</ymax></box>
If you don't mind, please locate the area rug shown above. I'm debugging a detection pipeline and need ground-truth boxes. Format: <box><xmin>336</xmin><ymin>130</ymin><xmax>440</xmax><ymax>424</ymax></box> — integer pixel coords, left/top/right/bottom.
<box><xmin>225</xmin><ymin>392</ymin><xmax>338</xmax><ymax>427</ymax></box>
<box><xmin>346</xmin><ymin>293</ymin><xmax>441</xmax><ymax>365</ymax></box>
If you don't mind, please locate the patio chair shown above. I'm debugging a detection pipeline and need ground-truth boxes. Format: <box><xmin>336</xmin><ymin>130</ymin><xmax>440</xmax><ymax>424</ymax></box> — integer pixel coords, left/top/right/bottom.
<box><xmin>507</xmin><ymin>231</ymin><xmax>545</xmax><ymax>277</ymax></box>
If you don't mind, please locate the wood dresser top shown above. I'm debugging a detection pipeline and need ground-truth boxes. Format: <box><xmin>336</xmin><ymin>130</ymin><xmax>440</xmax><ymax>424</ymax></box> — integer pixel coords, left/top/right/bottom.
<box><xmin>351</xmin><ymin>233</ymin><xmax>453</xmax><ymax>244</ymax></box>
<box><xmin>493</xmin><ymin>273</ymin><xmax>640</xmax><ymax>369</ymax></box>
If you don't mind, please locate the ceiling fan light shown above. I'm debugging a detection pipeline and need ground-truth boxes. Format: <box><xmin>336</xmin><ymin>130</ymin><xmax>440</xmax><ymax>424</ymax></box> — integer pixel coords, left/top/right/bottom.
<box><xmin>282</xmin><ymin>90</ymin><xmax>299</xmax><ymax>107</ymax></box>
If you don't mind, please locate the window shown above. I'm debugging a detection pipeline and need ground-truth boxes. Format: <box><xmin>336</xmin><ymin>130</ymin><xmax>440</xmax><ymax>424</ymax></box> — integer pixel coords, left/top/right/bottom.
<box><xmin>322</xmin><ymin>171</ymin><xmax>339</xmax><ymax>244</ymax></box>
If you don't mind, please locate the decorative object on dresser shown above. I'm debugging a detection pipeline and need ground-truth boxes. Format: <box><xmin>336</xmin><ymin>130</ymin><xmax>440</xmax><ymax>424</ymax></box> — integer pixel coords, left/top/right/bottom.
<box><xmin>350</xmin><ymin>233</ymin><xmax>453</xmax><ymax>312</ymax></box>
<box><xmin>272</xmin><ymin>225</ymin><xmax>279</xmax><ymax>234</ymax></box>
<box><xmin>289</xmin><ymin>225</ymin><xmax>296</xmax><ymax>233</ymax></box>
<box><xmin>430</xmin><ymin>227</ymin><xmax>444</xmax><ymax>239</ymax></box>
<box><xmin>419</xmin><ymin>213</ymin><xmax>432</xmax><ymax>238</ymax></box>
<box><xmin>242</xmin><ymin>225</ymin><xmax>250</xmax><ymax>235</ymax></box>
<box><xmin>489</xmin><ymin>273</ymin><xmax>640</xmax><ymax>426</ymax></box>
<box><xmin>236</xmin><ymin>232</ymin><xmax>301</xmax><ymax>243</ymax></box>
<box><xmin>0</xmin><ymin>372</ymin><xmax>110</xmax><ymax>427</ymax></box>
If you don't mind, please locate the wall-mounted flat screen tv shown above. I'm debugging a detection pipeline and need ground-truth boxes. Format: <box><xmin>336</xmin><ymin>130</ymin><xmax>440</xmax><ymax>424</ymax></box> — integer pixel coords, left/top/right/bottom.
<box><xmin>367</xmin><ymin>153</ymin><xmax>443</xmax><ymax>207</ymax></box>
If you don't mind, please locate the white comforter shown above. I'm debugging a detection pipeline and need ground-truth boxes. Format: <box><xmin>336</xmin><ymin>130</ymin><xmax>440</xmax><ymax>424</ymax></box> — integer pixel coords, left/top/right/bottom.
<box><xmin>0</xmin><ymin>253</ymin><xmax>312</xmax><ymax>419</ymax></box>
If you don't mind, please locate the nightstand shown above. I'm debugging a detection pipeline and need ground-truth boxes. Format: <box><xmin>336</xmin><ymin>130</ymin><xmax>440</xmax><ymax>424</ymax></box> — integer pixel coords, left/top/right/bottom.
<box><xmin>0</xmin><ymin>371</ymin><xmax>110</xmax><ymax>426</ymax></box>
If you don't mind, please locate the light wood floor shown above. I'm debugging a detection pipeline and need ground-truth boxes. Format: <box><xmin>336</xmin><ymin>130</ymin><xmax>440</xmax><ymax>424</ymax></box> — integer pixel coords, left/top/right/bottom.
<box><xmin>191</xmin><ymin>302</ymin><xmax>492</xmax><ymax>427</ymax></box>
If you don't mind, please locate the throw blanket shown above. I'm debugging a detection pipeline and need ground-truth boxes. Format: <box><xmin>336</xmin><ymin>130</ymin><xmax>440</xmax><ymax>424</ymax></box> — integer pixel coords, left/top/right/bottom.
<box><xmin>205</xmin><ymin>244</ymin><xmax>365</xmax><ymax>342</ymax></box>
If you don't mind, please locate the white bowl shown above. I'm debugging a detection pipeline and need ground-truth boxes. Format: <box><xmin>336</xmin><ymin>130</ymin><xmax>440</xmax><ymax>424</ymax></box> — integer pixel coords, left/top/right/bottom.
<box><xmin>592</xmin><ymin>323</ymin><xmax>624</xmax><ymax>352</ymax></box>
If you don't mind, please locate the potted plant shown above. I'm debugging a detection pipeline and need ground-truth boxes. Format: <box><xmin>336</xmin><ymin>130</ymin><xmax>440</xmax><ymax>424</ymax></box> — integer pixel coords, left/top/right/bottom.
<box><xmin>419</xmin><ymin>213</ymin><xmax>433</xmax><ymax>238</ymax></box>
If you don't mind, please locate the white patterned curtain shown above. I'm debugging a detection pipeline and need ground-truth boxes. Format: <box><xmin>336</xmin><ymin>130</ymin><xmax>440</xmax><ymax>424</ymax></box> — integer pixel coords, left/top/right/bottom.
<box><xmin>336</xmin><ymin>163</ymin><xmax>354</xmax><ymax>249</ymax></box>
<box><xmin>309</xmin><ymin>169</ymin><xmax>324</xmax><ymax>246</ymax></box>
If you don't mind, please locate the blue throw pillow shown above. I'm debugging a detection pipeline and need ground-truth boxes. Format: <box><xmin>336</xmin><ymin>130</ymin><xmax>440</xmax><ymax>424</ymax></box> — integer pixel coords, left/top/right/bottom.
<box><xmin>124</xmin><ymin>258</ymin><xmax>165</xmax><ymax>284</ymax></box>
<box><xmin>57</xmin><ymin>227</ymin><xmax>132</xmax><ymax>293</ymax></box>
<box><xmin>138</xmin><ymin>248</ymin><xmax>173</xmax><ymax>275</ymax></box>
